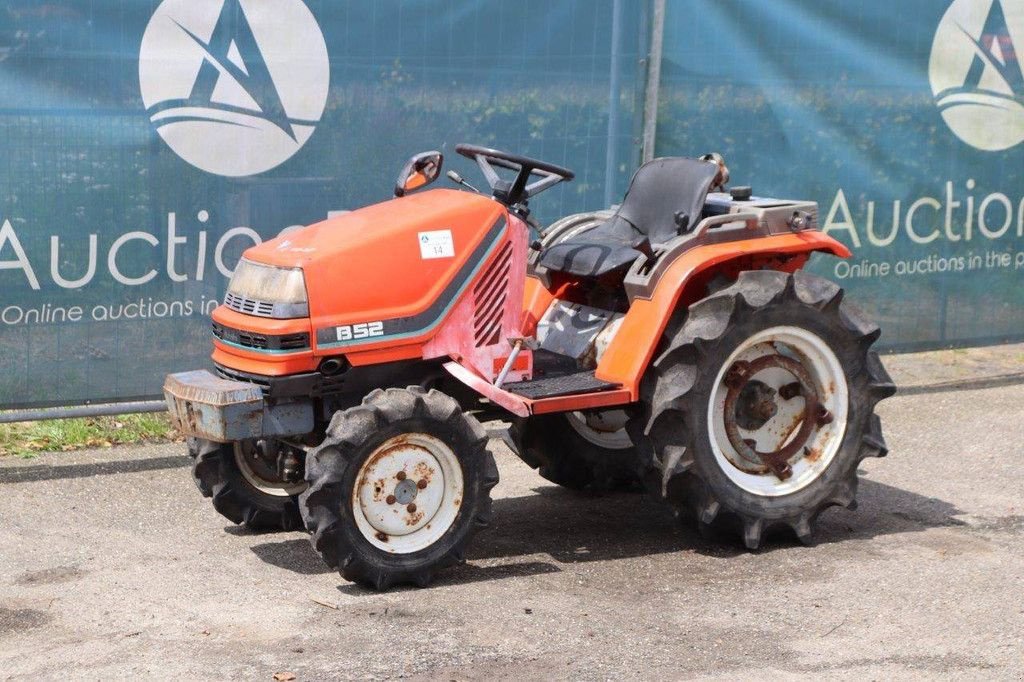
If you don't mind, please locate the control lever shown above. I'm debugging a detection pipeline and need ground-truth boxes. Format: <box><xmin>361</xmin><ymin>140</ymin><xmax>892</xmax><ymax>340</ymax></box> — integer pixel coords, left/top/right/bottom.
<box><xmin>446</xmin><ymin>170</ymin><xmax>481</xmax><ymax>194</ymax></box>
<box><xmin>631</xmin><ymin>236</ymin><xmax>656</xmax><ymax>260</ymax></box>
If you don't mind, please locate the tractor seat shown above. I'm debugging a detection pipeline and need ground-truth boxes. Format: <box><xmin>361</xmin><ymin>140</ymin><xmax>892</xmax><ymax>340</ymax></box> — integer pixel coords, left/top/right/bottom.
<box><xmin>539</xmin><ymin>157</ymin><xmax>719</xmax><ymax>279</ymax></box>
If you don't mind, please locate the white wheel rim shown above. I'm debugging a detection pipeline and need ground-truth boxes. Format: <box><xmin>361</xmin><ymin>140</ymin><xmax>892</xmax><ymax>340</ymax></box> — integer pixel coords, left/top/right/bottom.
<box><xmin>566</xmin><ymin>410</ymin><xmax>632</xmax><ymax>450</ymax></box>
<box><xmin>234</xmin><ymin>442</ymin><xmax>306</xmax><ymax>497</ymax></box>
<box><xmin>351</xmin><ymin>433</ymin><xmax>464</xmax><ymax>554</ymax></box>
<box><xmin>707</xmin><ymin>326</ymin><xmax>849</xmax><ymax>497</ymax></box>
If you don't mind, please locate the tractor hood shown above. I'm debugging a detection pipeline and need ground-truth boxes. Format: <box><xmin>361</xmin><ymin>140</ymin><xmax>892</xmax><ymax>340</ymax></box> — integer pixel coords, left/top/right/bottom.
<box><xmin>242</xmin><ymin>188</ymin><xmax>508</xmax><ymax>348</ymax></box>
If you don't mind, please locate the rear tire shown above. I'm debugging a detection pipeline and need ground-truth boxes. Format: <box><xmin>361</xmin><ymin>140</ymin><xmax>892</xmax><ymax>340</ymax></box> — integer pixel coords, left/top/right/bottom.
<box><xmin>510</xmin><ymin>411</ymin><xmax>639</xmax><ymax>492</ymax></box>
<box><xmin>300</xmin><ymin>387</ymin><xmax>498</xmax><ymax>590</ymax></box>
<box><xmin>628</xmin><ymin>271</ymin><xmax>896</xmax><ymax>548</ymax></box>
<box><xmin>190</xmin><ymin>438</ymin><xmax>305</xmax><ymax>531</ymax></box>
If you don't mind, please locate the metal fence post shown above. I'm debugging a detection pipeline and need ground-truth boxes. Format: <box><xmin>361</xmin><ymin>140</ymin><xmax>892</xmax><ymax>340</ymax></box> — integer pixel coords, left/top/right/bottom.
<box><xmin>641</xmin><ymin>0</ymin><xmax>666</xmax><ymax>163</ymax></box>
<box><xmin>604</xmin><ymin>0</ymin><xmax>624</xmax><ymax>208</ymax></box>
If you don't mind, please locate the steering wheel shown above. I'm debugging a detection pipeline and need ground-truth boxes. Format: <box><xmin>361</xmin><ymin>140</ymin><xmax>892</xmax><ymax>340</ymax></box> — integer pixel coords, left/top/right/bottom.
<box><xmin>455</xmin><ymin>144</ymin><xmax>575</xmax><ymax>210</ymax></box>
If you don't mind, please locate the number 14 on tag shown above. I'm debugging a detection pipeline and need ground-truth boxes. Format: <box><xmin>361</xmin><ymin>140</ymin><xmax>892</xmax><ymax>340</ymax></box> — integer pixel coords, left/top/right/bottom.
<box><xmin>418</xmin><ymin>230</ymin><xmax>455</xmax><ymax>259</ymax></box>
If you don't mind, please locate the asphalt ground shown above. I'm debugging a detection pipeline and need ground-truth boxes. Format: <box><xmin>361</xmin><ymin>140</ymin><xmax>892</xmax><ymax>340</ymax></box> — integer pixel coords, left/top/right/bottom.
<box><xmin>1</xmin><ymin>371</ymin><xmax>1022</xmax><ymax>679</ymax></box>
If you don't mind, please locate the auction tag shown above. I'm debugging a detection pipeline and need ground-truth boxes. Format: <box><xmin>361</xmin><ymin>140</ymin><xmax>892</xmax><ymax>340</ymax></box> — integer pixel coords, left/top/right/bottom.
<box><xmin>418</xmin><ymin>229</ymin><xmax>455</xmax><ymax>259</ymax></box>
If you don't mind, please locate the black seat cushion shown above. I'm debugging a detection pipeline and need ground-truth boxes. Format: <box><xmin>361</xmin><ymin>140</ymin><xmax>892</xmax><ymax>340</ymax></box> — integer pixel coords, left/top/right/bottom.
<box><xmin>539</xmin><ymin>157</ymin><xmax>719</xmax><ymax>278</ymax></box>
<box><xmin>538</xmin><ymin>215</ymin><xmax>644</xmax><ymax>278</ymax></box>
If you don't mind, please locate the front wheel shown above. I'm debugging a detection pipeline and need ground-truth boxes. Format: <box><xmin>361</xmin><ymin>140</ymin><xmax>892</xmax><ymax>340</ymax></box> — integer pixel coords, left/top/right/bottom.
<box><xmin>629</xmin><ymin>270</ymin><xmax>896</xmax><ymax>548</ymax></box>
<box><xmin>300</xmin><ymin>387</ymin><xmax>498</xmax><ymax>590</ymax></box>
<box><xmin>511</xmin><ymin>410</ymin><xmax>639</xmax><ymax>492</ymax></box>
<box><xmin>190</xmin><ymin>438</ymin><xmax>306</xmax><ymax>531</ymax></box>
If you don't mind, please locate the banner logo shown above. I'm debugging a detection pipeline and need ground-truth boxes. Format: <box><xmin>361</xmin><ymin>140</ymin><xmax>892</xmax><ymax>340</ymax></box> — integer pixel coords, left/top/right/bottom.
<box><xmin>930</xmin><ymin>0</ymin><xmax>1024</xmax><ymax>151</ymax></box>
<box><xmin>139</xmin><ymin>0</ymin><xmax>329</xmax><ymax>177</ymax></box>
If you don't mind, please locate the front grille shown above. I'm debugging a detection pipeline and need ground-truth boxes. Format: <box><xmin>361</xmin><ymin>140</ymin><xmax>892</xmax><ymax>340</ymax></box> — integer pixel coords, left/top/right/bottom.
<box><xmin>214</xmin><ymin>364</ymin><xmax>271</xmax><ymax>391</ymax></box>
<box><xmin>224</xmin><ymin>292</ymin><xmax>275</xmax><ymax>318</ymax></box>
<box><xmin>279</xmin><ymin>333</ymin><xmax>310</xmax><ymax>350</ymax></box>
<box><xmin>212</xmin><ymin>322</ymin><xmax>310</xmax><ymax>352</ymax></box>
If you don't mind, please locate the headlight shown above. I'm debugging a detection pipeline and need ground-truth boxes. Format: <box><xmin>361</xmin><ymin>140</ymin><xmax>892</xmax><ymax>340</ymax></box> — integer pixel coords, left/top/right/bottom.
<box><xmin>225</xmin><ymin>259</ymin><xmax>309</xmax><ymax>319</ymax></box>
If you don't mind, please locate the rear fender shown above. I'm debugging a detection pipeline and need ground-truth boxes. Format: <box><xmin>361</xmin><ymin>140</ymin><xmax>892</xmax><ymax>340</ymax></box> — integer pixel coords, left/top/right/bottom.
<box><xmin>595</xmin><ymin>231</ymin><xmax>850</xmax><ymax>397</ymax></box>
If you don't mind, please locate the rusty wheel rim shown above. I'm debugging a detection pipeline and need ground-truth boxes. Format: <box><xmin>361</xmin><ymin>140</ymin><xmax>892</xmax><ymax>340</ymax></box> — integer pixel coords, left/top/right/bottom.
<box><xmin>566</xmin><ymin>410</ymin><xmax>633</xmax><ymax>450</ymax></box>
<box><xmin>234</xmin><ymin>441</ymin><xmax>306</xmax><ymax>497</ymax></box>
<box><xmin>351</xmin><ymin>433</ymin><xmax>463</xmax><ymax>554</ymax></box>
<box><xmin>707</xmin><ymin>326</ymin><xmax>848</xmax><ymax>497</ymax></box>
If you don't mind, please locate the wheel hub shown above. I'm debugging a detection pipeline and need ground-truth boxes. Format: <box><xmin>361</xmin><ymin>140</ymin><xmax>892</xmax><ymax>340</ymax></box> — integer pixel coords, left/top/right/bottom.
<box><xmin>392</xmin><ymin>478</ymin><xmax>419</xmax><ymax>505</ymax></box>
<box><xmin>708</xmin><ymin>326</ymin><xmax>850</xmax><ymax>497</ymax></box>
<box><xmin>352</xmin><ymin>433</ymin><xmax>464</xmax><ymax>553</ymax></box>
<box><xmin>733</xmin><ymin>379</ymin><xmax>779</xmax><ymax>430</ymax></box>
<box><xmin>234</xmin><ymin>439</ymin><xmax>307</xmax><ymax>497</ymax></box>
<box><xmin>723</xmin><ymin>355</ymin><xmax>822</xmax><ymax>480</ymax></box>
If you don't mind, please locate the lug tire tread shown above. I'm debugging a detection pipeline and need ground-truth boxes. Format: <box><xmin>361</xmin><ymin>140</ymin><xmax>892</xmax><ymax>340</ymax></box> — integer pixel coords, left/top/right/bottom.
<box><xmin>300</xmin><ymin>386</ymin><xmax>496</xmax><ymax>590</ymax></box>
<box><xmin>509</xmin><ymin>415</ymin><xmax>639</xmax><ymax>493</ymax></box>
<box><xmin>189</xmin><ymin>438</ymin><xmax>303</xmax><ymax>532</ymax></box>
<box><xmin>627</xmin><ymin>270</ymin><xmax>896</xmax><ymax>549</ymax></box>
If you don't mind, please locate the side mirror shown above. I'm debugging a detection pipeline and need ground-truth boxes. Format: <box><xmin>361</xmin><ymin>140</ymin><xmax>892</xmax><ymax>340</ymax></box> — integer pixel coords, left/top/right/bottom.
<box><xmin>394</xmin><ymin>151</ymin><xmax>444</xmax><ymax>197</ymax></box>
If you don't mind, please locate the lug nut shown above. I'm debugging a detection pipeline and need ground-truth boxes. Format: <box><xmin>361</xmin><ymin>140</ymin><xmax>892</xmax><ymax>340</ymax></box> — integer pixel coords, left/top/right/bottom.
<box><xmin>407</xmin><ymin>503</ymin><xmax>417</xmax><ymax>513</ymax></box>
<box><xmin>417</xmin><ymin>479</ymin><xmax>428</xmax><ymax>490</ymax></box>
<box><xmin>386</xmin><ymin>494</ymin><xmax>396</xmax><ymax>505</ymax></box>
<box><xmin>779</xmin><ymin>382</ymin><xmax>802</xmax><ymax>400</ymax></box>
<box><xmin>816</xmin><ymin>406</ymin><xmax>834</xmax><ymax>426</ymax></box>
<box><xmin>396</xmin><ymin>471</ymin><xmax>407</xmax><ymax>481</ymax></box>
<box><xmin>724</xmin><ymin>362</ymin><xmax>750</xmax><ymax>389</ymax></box>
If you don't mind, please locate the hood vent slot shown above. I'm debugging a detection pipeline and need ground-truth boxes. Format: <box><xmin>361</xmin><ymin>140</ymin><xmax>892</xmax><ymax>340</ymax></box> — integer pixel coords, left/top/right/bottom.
<box><xmin>472</xmin><ymin>241</ymin><xmax>513</xmax><ymax>347</ymax></box>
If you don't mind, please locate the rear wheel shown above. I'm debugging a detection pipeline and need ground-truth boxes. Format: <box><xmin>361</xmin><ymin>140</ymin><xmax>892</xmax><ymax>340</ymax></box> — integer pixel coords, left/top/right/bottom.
<box><xmin>300</xmin><ymin>387</ymin><xmax>498</xmax><ymax>590</ymax></box>
<box><xmin>190</xmin><ymin>438</ymin><xmax>305</xmax><ymax>531</ymax></box>
<box><xmin>628</xmin><ymin>271</ymin><xmax>895</xmax><ymax>548</ymax></box>
<box><xmin>511</xmin><ymin>410</ymin><xmax>639</xmax><ymax>492</ymax></box>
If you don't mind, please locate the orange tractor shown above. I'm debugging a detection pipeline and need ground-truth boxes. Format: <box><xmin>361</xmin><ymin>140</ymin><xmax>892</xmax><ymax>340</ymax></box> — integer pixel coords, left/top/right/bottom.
<box><xmin>165</xmin><ymin>145</ymin><xmax>895</xmax><ymax>590</ymax></box>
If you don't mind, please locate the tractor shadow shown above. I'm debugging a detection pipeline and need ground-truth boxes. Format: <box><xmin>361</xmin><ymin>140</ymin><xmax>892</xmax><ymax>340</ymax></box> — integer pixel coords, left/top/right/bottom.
<box><xmin>248</xmin><ymin>474</ymin><xmax>965</xmax><ymax>590</ymax></box>
<box><xmin>0</xmin><ymin>455</ymin><xmax>189</xmax><ymax>484</ymax></box>
<box><xmin>466</xmin><ymin>475</ymin><xmax>966</xmax><ymax>566</ymax></box>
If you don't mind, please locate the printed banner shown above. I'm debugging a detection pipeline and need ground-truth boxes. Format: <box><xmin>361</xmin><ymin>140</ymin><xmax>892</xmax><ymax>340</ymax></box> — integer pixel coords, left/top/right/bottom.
<box><xmin>3</xmin><ymin>0</ymin><xmax>1022</xmax><ymax>410</ymax></box>
<box><xmin>0</xmin><ymin>0</ymin><xmax>643</xmax><ymax>408</ymax></box>
<box><xmin>659</xmin><ymin>0</ymin><xmax>1024</xmax><ymax>350</ymax></box>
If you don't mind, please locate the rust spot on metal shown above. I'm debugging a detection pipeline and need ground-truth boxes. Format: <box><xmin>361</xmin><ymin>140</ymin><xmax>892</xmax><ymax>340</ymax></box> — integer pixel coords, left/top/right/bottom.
<box><xmin>804</xmin><ymin>445</ymin><xmax>822</xmax><ymax>462</ymax></box>
<box><xmin>362</xmin><ymin>436</ymin><xmax>431</xmax><ymax>472</ymax></box>
<box><xmin>406</xmin><ymin>511</ymin><xmax>424</xmax><ymax>526</ymax></box>
<box><xmin>723</xmin><ymin>353</ymin><xmax>821</xmax><ymax>481</ymax></box>
<box><xmin>412</xmin><ymin>461</ymin><xmax>434</xmax><ymax>486</ymax></box>
<box><xmin>779</xmin><ymin>382</ymin><xmax>802</xmax><ymax>400</ymax></box>
<box><xmin>724</xmin><ymin>360</ymin><xmax>751</xmax><ymax>389</ymax></box>
<box><xmin>375</xmin><ymin>531</ymin><xmax>388</xmax><ymax>542</ymax></box>
<box><xmin>778</xmin><ymin>412</ymin><xmax>805</xmax><ymax>444</ymax></box>
<box><xmin>453</xmin><ymin>498</ymin><xmax>461</xmax><ymax>507</ymax></box>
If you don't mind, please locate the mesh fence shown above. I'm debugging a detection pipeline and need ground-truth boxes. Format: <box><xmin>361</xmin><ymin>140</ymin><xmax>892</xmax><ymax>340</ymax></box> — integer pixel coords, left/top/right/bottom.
<box><xmin>0</xmin><ymin>0</ymin><xmax>644</xmax><ymax>408</ymax></box>
<box><xmin>1</xmin><ymin>0</ymin><xmax>1021</xmax><ymax>409</ymax></box>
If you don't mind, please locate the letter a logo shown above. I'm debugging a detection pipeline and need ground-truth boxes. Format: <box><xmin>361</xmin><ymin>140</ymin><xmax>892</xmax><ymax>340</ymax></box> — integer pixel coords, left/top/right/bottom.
<box><xmin>139</xmin><ymin>0</ymin><xmax>330</xmax><ymax>176</ymax></box>
<box><xmin>930</xmin><ymin>0</ymin><xmax>1024</xmax><ymax>151</ymax></box>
